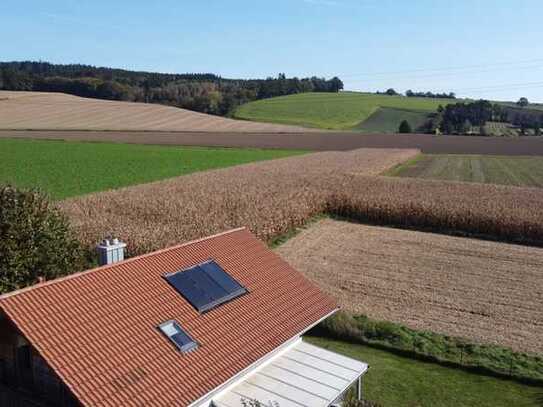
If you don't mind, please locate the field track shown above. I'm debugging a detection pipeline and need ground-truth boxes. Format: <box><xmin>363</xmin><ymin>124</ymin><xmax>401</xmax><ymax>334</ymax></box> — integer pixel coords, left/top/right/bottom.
<box><xmin>277</xmin><ymin>219</ymin><xmax>543</xmax><ymax>354</ymax></box>
<box><xmin>2</xmin><ymin>130</ymin><xmax>543</xmax><ymax>155</ymax></box>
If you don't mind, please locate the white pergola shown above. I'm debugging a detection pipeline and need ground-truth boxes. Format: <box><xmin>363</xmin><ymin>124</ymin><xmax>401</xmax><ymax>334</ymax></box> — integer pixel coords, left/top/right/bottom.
<box><xmin>212</xmin><ymin>340</ymin><xmax>368</xmax><ymax>407</ymax></box>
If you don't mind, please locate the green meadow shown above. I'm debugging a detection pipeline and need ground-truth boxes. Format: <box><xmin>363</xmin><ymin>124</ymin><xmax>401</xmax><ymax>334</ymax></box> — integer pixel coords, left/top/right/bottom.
<box><xmin>0</xmin><ymin>138</ymin><xmax>305</xmax><ymax>199</ymax></box>
<box><xmin>234</xmin><ymin>91</ymin><xmax>449</xmax><ymax>130</ymax></box>
<box><xmin>307</xmin><ymin>337</ymin><xmax>542</xmax><ymax>407</ymax></box>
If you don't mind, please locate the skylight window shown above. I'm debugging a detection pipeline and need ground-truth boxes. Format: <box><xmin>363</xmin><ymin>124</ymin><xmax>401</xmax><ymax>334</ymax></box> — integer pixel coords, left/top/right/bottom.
<box><xmin>158</xmin><ymin>320</ymin><xmax>198</xmax><ymax>353</ymax></box>
<box><xmin>164</xmin><ymin>260</ymin><xmax>247</xmax><ymax>313</ymax></box>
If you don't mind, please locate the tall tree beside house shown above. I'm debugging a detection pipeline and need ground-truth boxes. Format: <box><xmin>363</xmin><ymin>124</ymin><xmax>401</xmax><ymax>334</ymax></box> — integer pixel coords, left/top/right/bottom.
<box><xmin>0</xmin><ymin>185</ymin><xmax>85</xmax><ymax>294</ymax></box>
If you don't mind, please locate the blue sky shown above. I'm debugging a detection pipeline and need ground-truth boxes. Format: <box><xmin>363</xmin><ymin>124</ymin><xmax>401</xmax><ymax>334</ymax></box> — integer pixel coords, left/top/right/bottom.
<box><xmin>1</xmin><ymin>0</ymin><xmax>542</xmax><ymax>101</ymax></box>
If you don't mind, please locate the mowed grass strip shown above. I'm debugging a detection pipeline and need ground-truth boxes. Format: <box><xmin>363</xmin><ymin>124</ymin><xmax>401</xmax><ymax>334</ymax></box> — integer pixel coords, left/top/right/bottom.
<box><xmin>234</xmin><ymin>92</ymin><xmax>447</xmax><ymax>130</ymax></box>
<box><xmin>391</xmin><ymin>154</ymin><xmax>543</xmax><ymax>187</ymax></box>
<box><xmin>0</xmin><ymin>138</ymin><xmax>306</xmax><ymax>199</ymax></box>
<box><xmin>306</xmin><ymin>337</ymin><xmax>542</xmax><ymax>407</ymax></box>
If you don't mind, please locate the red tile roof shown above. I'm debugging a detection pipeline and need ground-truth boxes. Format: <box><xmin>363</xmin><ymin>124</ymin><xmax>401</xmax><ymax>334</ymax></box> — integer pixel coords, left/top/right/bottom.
<box><xmin>0</xmin><ymin>228</ymin><xmax>337</xmax><ymax>407</ymax></box>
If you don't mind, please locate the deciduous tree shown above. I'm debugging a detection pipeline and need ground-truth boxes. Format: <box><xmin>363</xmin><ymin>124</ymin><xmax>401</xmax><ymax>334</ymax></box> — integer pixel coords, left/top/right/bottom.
<box><xmin>0</xmin><ymin>186</ymin><xmax>85</xmax><ymax>294</ymax></box>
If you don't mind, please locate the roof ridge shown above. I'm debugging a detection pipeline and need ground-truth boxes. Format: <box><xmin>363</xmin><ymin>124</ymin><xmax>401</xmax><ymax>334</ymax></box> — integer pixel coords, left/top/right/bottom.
<box><xmin>0</xmin><ymin>227</ymin><xmax>247</xmax><ymax>301</ymax></box>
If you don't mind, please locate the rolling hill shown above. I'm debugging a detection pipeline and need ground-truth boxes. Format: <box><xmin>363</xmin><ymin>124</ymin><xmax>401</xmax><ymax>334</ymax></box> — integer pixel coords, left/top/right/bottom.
<box><xmin>0</xmin><ymin>91</ymin><xmax>313</xmax><ymax>132</ymax></box>
<box><xmin>234</xmin><ymin>91</ymin><xmax>452</xmax><ymax>130</ymax></box>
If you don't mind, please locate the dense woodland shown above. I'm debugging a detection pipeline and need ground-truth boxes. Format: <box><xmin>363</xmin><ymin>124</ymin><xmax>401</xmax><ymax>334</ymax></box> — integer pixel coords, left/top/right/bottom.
<box><xmin>0</xmin><ymin>61</ymin><xmax>343</xmax><ymax>115</ymax></box>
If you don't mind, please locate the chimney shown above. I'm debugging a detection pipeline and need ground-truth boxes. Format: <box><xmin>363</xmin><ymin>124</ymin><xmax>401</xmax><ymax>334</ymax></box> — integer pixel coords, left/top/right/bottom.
<box><xmin>96</xmin><ymin>237</ymin><xmax>127</xmax><ymax>266</ymax></box>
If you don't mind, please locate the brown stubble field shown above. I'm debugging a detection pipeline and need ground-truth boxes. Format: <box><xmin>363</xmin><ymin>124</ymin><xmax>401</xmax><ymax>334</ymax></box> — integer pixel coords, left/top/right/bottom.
<box><xmin>276</xmin><ymin>218</ymin><xmax>543</xmax><ymax>354</ymax></box>
<box><xmin>0</xmin><ymin>91</ymin><xmax>311</xmax><ymax>132</ymax></box>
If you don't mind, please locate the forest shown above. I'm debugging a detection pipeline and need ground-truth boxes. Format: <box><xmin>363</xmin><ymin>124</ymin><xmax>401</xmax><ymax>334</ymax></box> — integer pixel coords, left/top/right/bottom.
<box><xmin>0</xmin><ymin>61</ymin><xmax>344</xmax><ymax>116</ymax></box>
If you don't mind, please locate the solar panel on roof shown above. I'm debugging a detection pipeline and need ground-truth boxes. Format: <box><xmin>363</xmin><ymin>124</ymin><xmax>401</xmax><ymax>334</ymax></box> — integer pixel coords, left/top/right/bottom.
<box><xmin>164</xmin><ymin>260</ymin><xmax>247</xmax><ymax>313</ymax></box>
<box><xmin>158</xmin><ymin>320</ymin><xmax>198</xmax><ymax>353</ymax></box>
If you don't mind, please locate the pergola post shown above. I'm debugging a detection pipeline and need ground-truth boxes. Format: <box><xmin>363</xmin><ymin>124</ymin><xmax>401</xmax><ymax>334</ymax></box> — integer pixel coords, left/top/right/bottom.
<box><xmin>357</xmin><ymin>375</ymin><xmax>362</xmax><ymax>401</ymax></box>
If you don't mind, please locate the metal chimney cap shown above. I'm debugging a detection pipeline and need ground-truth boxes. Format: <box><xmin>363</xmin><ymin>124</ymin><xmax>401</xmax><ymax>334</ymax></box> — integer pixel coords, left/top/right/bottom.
<box><xmin>97</xmin><ymin>238</ymin><xmax>126</xmax><ymax>249</ymax></box>
<box><xmin>96</xmin><ymin>237</ymin><xmax>127</xmax><ymax>266</ymax></box>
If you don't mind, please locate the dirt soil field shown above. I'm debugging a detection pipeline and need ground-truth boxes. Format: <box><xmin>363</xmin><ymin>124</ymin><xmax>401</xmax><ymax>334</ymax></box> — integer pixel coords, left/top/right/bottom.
<box><xmin>276</xmin><ymin>218</ymin><xmax>543</xmax><ymax>354</ymax></box>
<box><xmin>0</xmin><ymin>91</ymin><xmax>311</xmax><ymax>133</ymax></box>
<box><xmin>2</xmin><ymin>129</ymin><xmax>543</xmax><ymax>155</ymax></box>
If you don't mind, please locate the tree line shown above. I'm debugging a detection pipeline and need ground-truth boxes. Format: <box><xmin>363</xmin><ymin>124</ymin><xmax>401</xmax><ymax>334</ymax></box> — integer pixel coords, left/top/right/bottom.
<box><xmin>405</xmin><ymin>89</ymin><xmax>456</xmax><ymax>99</ymax></box>
<box><xmin>0</xmin><ymin>61</ymin><xmax>343</xmax><ymax>116</ymax></box>
<box><xmin>377</xmin><ymin>88</ymin><xmax>456</xmax><ymax>99</ymax></box>
<box><xmin>416</xmin><ymin>100</ymin><xmax>543</xmax><ymax>136</ymax></box>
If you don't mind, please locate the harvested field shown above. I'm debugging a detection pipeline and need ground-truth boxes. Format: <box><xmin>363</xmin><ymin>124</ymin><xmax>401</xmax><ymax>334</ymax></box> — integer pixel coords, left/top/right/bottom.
<box><xmin>390</xmin><ymin>154</ymin><xmax>543</xmax><ymax>188</ymax></box>
<box><xmin>0</xmin><ymin>91</ymin><xmax>310</xmax><ymax>132</ymax></box>
<box><xmin>276</xmin><ymin>219</ymin><xmax>543</xmax><ymax>354</ymax></box>
<box><xmin>3</xmin><ymin>129</ymin><xmax>543</xmax><ymax>156</ymax></box>
<box><xmin>59</xmin><ymin>148</ymin><xmax>543</xmax><ymax>258</ymax></box>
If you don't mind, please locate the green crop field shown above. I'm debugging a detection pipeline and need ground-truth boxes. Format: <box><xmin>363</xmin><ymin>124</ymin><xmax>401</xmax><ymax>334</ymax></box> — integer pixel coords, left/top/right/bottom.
<box><xmin>0</xmin><ymin>138</ymin><xmax>305</xmax><ymax>200</ymax></box>
<box><xmin>354</xmin><ymin>107</ymin><xmax>431</xmax><ymax>133</ymax></box>
<box><xmin>307</xmin><ymin>337</ymin><xmax>542</xmax><ymax>407</ymax></box>
<box><xmin>234</xmin><ymin>92</ymin><xmax>450</xmax><ymax>130</ymax></box>
<box><xmin>389</xmin><ymin>154</ymin><xmax>543</xmax><ymax>187</ymax></box>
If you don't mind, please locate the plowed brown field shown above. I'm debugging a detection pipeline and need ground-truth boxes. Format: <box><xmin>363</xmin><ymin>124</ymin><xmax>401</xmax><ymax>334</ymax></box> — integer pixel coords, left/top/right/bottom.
<box><xmin>0</xmin><ymin>91</ymin><xmax>311</xmax><ymax>132</ymax></box>
<box><xmin>276</xmin><ymin>218</ymin><xmax>543</xmax><ymax>353</ymax></box>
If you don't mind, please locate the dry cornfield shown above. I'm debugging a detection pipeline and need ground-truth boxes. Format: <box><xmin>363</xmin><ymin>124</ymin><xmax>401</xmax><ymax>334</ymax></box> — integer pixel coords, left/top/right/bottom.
<box><xmin>326</xmin><ymin>175</ymin><xmax>543</xmax><ymax>246</ymax></box>
<box><xmin>0</xmin><ymin>91</ymin><xmax>311</xmax><ymax>132</ymax></box>
<box><xmin>59</xmin><ymin>147</ymin><xmax>543</xmax><ymax>257</ymax></box>
<box><xmin>276</xmin><ymin>218</ymin><xmax>543</xmax><ymax>353</ymax></box>
<box><xmin>59</xmin><ymin>148</ymin><xmax>418</xmax><ymax>254</ymax></box>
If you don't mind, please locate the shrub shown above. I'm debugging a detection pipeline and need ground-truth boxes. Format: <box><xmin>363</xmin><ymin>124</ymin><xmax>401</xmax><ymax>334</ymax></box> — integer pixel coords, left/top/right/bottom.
<box><xmin>315</xmin><ymin>311</ymin><xmax>543</xmax><ymax>384</ymax></box>
<box><xmin>0</xmin><ymin>185</ymin><xmax>85</xmax><ymax>294</ymax></box>
<box><xmin>398</xmin><ymin>120</ymin><xmax>412</xmax><ymax>133</ymax></box>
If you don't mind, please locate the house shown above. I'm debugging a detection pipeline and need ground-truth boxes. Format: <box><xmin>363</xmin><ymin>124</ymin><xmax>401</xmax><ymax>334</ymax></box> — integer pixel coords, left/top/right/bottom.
<box><xmin>0</xmin><ymin>228</ymin><xmax>368</xmax><ymax>406</ymax></box>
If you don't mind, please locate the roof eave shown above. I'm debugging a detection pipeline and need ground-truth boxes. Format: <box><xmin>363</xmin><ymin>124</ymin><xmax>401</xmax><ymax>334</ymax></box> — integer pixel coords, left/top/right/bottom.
<box><xmin>188</xmin><ymin>307</ymin><xmax>340</xmax><ymax>407</ymax></box>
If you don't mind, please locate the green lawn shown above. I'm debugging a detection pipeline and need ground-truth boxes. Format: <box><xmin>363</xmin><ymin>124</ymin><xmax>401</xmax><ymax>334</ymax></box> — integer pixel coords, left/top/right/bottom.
<box><xmin>306</xmin><ymin>337</ymin><xmax>542</xmax><ymax>407</ymax></box>
<box><xmin>0</xmin><ymin>138</ymin><xmax>306</xmax><ymax>199</ymax></box>
<box><xmin>354</xmin><ymin>107</ymin><xmax>431</xmax><ymax>133</ymax></box>
<box><xmin>234</xmin><ymin>92</ymin><xmax>450</xmax><ymax>130</ymax></box>
<box><xmin>389</xmin><ymin>154</ymin><xmax>543</xmax><ymax>187</ymax></box>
